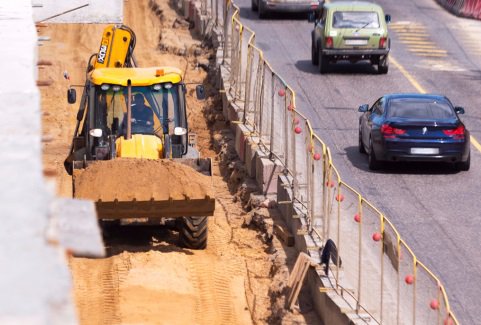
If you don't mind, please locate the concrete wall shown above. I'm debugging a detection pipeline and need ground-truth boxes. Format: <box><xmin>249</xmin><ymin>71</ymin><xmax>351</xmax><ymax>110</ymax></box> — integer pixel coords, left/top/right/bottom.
<box><xmin>0</xmin><ymin>2</ymin><xmax>104</xmax><ymax>324</ymax></box>
<box><xmin>33</xmin><ymin>0</ymin><xmax>123</xmax><ymax>23</ymax></box>
<box><xmin>0</xmin><ymin>1</ymin><xmax>76</xmax><ymax>323</ymax></box>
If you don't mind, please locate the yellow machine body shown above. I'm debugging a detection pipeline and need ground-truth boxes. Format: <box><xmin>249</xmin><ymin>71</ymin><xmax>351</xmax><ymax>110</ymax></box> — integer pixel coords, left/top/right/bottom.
<box><xmin>94</xmin><ymin>25</ymin><xmax>133</xmax><ymax>69</ymax></box>
<box><xmin>90</xmin><ymin>67</ymin><xmax>183</xmax><ymax>86</ymax></box>
<box><xmin>116</xmin><ymin>134</ymin><xmax>164</xmax><ymax>159</ymax></box>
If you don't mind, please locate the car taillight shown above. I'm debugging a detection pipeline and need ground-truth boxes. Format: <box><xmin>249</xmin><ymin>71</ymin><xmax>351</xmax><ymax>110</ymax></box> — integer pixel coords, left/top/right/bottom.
<box><xmin>326</xmin><ymin>37</ymin><xmax>333</xmax><ymax>48</ymax></box>
<box><xmin>443</xmin><ymin>125</ymin><xmax>465</xmax><ymax>139</ymax></box>
<box><xmin>379</xmin><ymin>37</ymin><xmax>387</xmax><ymax>49</ymax></box>
<box><xmin>381</xmin><ymin>124</ymin><xmax>405</xmax><ymax>138</ymax></box>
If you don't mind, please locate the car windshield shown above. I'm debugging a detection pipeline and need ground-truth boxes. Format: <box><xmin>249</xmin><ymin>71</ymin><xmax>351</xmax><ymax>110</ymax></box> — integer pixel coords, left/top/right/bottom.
<box><xmin>332</xmin><ymin>11</ymin><xmax>380</xmax><ymax>29</ymax></box>
<box><xmin>96</xmin><ymin>84</ymin><xmax>184</xmax><ymax>137</ymax></box>
<box><xmin>387</xmin><ymin>98</ymin><xmax>456</xmax><ymax>119</ymax></box>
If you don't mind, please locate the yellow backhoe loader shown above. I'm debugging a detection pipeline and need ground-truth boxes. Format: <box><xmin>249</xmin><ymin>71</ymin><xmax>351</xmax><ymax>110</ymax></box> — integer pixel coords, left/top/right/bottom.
<box><xmin>64</xmin><ymin>25</ymin><xmax>214</xmax><ymax>249</ymax></box>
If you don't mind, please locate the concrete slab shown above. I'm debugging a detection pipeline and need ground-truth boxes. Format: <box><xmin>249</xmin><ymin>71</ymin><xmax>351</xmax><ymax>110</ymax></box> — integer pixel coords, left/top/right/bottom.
<box><xmin>255</xmin><ymin>156</ymin><xmax>282</xmax><ymax>195</ymax></box>
<box><xmin>33</xmin><ymin>0</ymin><xmax>123</xmax><ymax>23</ymax></box>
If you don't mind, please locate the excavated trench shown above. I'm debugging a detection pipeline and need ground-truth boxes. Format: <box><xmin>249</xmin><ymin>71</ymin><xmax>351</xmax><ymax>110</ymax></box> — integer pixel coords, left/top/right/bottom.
<box><xmin>38</xmin><ymin>0</ymin><xmax>321</xmax><ymax>323</ymax></box>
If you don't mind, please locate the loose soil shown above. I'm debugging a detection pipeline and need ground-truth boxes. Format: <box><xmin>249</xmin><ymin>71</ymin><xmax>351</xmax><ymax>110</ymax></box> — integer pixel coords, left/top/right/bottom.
<box><xmin>38</xmin><ymin>0</ymin><xmax>320</xmax><ymax>324</ymax></box>
<box><xmin>74</xmin><ymin>159</ymin><xmax>213</xmax><ymax>201</ymax></box>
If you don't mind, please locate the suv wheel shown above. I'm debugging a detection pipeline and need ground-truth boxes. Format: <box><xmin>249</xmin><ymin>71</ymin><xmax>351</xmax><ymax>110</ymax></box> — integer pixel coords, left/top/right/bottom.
<box><xmin>311</xmin><ymin>35</ymin><xmax>319</xmax><ymax>65</ymax></box>
<box><xmin>318</xmin><ymin>43</ymin><xmax>328</xmax><ymax>74</ymax></box>
<box><xmin>378</xmin><ymin>54</ymin><xmax>389</xmax><ymax>74</ymax></box>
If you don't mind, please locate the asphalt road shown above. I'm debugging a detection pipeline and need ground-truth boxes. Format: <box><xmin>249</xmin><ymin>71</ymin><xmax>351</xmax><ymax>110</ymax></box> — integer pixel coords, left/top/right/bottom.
<box><xmin>234</xmin><ymin>0</ymin><xmax>481</xmax><ymax>323</ymax></box>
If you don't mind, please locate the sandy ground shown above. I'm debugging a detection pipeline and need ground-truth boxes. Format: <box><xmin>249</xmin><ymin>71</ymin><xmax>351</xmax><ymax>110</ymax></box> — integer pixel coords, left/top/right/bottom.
<box><xmin>38</xmin><ymin>0</ymin><xmax>320</xmax><ymax>324</ymax></box>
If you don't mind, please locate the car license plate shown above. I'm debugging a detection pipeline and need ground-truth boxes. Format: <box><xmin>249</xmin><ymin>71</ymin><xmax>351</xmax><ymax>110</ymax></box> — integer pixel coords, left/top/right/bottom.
<box><xmin>410</xmin><ymin>148</ymin><xmax>439</xmax><ymax>155</ymax></box>
<box><xmin>345</xmin><ymin>39</ymin><xmax>367</xmax><ymax>46</ymax></box>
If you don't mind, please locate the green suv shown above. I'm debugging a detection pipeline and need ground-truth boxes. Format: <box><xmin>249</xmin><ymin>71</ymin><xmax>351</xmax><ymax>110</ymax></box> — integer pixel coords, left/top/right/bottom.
<box><xmin>309</xmin><ymin>1</ymin><xmax>391</xmax><ymax>74</ymax></box>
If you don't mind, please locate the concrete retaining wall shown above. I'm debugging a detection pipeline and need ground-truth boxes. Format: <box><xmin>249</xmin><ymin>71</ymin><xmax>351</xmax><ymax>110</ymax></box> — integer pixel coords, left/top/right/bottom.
<box><xmin>0</xmin><ymin>2</ymin><xmax>104</xmax><ymax>323</ymax></box>
<box><xmin>0</xmin><ymin>1</ymin><xmax>76</xmax><ymax>323</ymax></box>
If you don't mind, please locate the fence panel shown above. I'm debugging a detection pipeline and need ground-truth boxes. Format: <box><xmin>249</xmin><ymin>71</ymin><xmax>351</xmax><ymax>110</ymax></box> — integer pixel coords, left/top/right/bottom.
<box><xmin>292</xmin><ymin>113</ymin><xmax>309</xmax><ymax>203</ymax></box>
<box><xmin>244</xmin><ymin>45</ymin><xmax>261</xmax><ymax>124</ymax></box>
<box><xmin>338</xmin><ymin>183</ymin><xmax>362</xmax><ymax>308</ymax></box>
<box><xmin>270</xmin><ymin>74</ymin><xmax>287</xmax><ymax>160</ymax></box>
<box><xmin>359</xmin><ymin>200</ymin><xmax>383</xmax><ymax>321</ymax></box>
<box><xmin>415</xmin><ymin>263</ymin><xmax>442</xmax><ymax>325</ymax></box>
<box><xmin>381</xmin><ymin>220</ymin><xmax>401</xmax><ymax>324</ymax></box>
<box><xmin>229</xmin><ymin>19</ymin><xmax>242</xmax><ymax>97</ymax></box>
<box><xmin>258</xmin><ymin>63</ymin><xmax>273</xmax><ymax>146</ymax></box>
<box><xmin>311</xmin><ymin>136</ymin><xmax>327</xmax><ymax>235</ymax></box>
<box><xmin>399</xmin><ymin>240</ymin><xmax>416</xmax><ymax>324</ymax></box>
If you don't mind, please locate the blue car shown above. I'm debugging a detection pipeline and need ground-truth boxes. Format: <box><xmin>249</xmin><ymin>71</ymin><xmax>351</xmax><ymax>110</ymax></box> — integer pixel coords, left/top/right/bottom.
<box><xmin>358</xmin><ymin>93</ymin><xmax>470</xmax><ymax>171</ymax></box>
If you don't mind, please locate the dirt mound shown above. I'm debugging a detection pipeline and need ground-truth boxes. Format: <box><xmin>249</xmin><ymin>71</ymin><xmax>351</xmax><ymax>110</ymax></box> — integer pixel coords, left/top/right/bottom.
<box><xmin>74</xmin><ymin>158</ymin><xmax>213</xmax><ymax>201</ymax></box>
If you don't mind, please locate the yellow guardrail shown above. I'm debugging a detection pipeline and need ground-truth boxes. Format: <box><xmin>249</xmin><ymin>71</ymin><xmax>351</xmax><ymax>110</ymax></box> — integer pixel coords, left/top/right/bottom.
<box><xmin>213</xmin><ymin>0</ymin><xmax>460</xmax><ymax>323</ymax></box>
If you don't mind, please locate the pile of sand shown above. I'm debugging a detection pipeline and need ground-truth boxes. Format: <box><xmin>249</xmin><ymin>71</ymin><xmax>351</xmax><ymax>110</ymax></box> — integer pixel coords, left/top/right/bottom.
<box><xmin>74</xmin><ymin>158</ymin><xmax>213</xmax><ymax>201</ymax></box>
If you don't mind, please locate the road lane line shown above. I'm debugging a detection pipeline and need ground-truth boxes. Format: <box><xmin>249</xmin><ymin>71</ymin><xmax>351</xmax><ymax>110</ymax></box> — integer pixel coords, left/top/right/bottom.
<box><xmin>391</xmin><ymin>56</ymin><xmax>481</xmax><ymax>153</ymax></box>
<box><xmin>390</xmin><ymin>57</ymin><xmax>427</xmax><ymax>93</ymax></box>
<box><xmin>471</xmin><ymin>136</ymin><xmax>481</xmax><ymax>152</ymax></box>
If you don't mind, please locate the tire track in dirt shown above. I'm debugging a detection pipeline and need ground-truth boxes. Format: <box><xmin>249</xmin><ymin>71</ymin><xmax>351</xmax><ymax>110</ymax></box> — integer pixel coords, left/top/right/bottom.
<box><xmin>70</xmin><ymin>254</ymin><xmax>131</xmax><ymax>325</ymax></box>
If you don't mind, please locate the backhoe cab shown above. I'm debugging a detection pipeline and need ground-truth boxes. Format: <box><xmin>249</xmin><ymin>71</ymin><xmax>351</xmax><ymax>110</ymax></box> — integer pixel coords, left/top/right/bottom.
<box><xmin>65</xmin><ymin>67</ymin><xmax>200</xmax><ymax>165</ymax></box>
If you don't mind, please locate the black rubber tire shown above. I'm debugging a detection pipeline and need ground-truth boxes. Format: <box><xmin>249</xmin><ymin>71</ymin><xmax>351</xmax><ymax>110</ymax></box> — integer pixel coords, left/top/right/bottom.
<box><xmin>455</xmin><ymin>152</ymin><xmax>470</xmax><ymax>171</ymax></box>
<box><xmin>359</xmin><ymin>129</ymin><xmax>366</xmax><ymax>154</ymax></box>
<box><xmin>251</xmin><ymin>0</ymin><xmax>258</xmax><ymax>12</ymax></box>
<box><xmin>368</xmin><ymin>138</ymin><xmax>382</xmax><ymax>170</ymax></box>
<box><xmin>311</xmin><ymin>35</ymin><xmax>319</xmax><ymax>65</ymax></box>
<box><xmin>318</xmin><ymin>41</ymin><xmax>328</xmax><ymax>74</ymax></box>
<box><xmin>258</xmin><ymin>1</ymin><xmax>267</xmax><ymax>19</ymax></box>
<box><xmin>378</xmin><ymin>55</ymin><xmax>389</xmax><ymax>74</ymax></box>
<box><xmin>179</xmin><ymin>216</ymin><xmax>208</xmax><ymax>249</ymax></box>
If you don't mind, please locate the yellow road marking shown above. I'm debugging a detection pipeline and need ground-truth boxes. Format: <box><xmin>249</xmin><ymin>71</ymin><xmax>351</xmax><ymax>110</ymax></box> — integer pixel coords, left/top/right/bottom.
<box><xmin>407</xmin><ymin>44</ymin><xmax>439</xmax><ymax>49</ymax></box>
<box><xmin>400</xmin><ymin>40</ymin><xmax>436</xmax><ymax>45</ymax></box>
<box><xmin>409</xmin><ymin>49</ymin><xmax>447</xmax><ymax>53</ymax></box>
<box><xmin>390</xmin><ymin>57</ymin><xmax>427</xmax><ymax>93</ymax></box>
<box><xmin>391</xmin><ymin>56</ymin><xmax>481</xmax><ymax>153</ymax></box>
<box><xmin>471</xmin><ymin>136</ymin><xmax>481</xmax><ymax>152</ymax></box>
<box><xmin>415</xmin><ymin>53</ymin><xmax>447</xmax><ymax>57</ymax></box>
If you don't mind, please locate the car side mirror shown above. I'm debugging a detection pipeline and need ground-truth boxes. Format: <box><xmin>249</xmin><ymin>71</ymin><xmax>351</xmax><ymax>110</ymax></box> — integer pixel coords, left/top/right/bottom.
<box><xmin>454</xmin><ymin>106</ymin><xmax>465</xmax><ymax>114</ymax></box>
<box><xmin>67</xmin><ymin>88</ymin><xmax>77</xmax><ymax>104</ymax></box>
<box><xmin>195</xmin><ymin>85</ymin><xmax>206</xmax><ymax>100</ymax></box>
<box><xmin>358</xmin><ymin>104</ymin><xmax>369</xmax><ymax>112</ymax></box>
<box><xmin>385</xmin><ymin>14</ymin><xmax>391</xmax><ymax>23</ymax></box>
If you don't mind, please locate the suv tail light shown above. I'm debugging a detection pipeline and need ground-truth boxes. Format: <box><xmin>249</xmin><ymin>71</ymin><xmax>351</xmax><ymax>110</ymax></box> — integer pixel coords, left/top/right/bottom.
<box><xmin>325</xmin><ymin>37</ymin><xmax>333</xmax><ymax>48</ymax></box>
<box><xmin>379</xmin><ymin>37</ymin><xmax>387</xmax><ymax>49</ymax></box>
<box><xmin>443</xmin><ymin>125</ymin><xmax>465</xmax><ymax>139</ymax></box>
<box><xmin>381</xmin><ymin>124</ymin><xmax>405</xmax><ymax>138</ymax></box>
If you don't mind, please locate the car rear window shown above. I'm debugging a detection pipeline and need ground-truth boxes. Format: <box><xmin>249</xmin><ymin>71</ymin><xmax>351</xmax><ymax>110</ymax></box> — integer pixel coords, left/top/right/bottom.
<box><xmin>387</xmin><ymin>99</ymin><xmax>456</xmax><ymax>119</ymax></box>
<box><xmin>332</xmin><ymin>11</ymin><xmax>380</xmax><ymax>29</ymax></box>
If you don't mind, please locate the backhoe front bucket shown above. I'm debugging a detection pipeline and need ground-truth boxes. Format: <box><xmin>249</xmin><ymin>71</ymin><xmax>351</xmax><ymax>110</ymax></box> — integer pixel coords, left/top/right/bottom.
<box><xmin>73</xmin><ymin>158</ymin><xmax>215</xmax><ymax>219</ymax></box>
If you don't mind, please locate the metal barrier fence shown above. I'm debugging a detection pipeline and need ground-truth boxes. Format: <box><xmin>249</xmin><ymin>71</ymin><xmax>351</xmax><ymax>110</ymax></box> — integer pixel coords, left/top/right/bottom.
<box><xmin>207</xmin><ymin>0</ymin><xmax>461</xmax><ymax>323</ymax></box>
